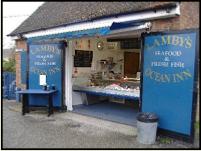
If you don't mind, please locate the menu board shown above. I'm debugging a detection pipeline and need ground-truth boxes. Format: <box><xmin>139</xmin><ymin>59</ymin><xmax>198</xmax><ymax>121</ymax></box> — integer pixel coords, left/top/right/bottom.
<box><xmin>74</xmin><ymin>50</ymin><xmax>93</xmax><ymax>67</ymax></box>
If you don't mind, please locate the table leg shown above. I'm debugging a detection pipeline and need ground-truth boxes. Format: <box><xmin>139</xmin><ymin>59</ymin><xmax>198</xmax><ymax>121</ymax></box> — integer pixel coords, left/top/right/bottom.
<box><xmin>22</xmin><ymin>94</ymin><xmax>29</xmax><ymax>115</ymax></box>
<box><xmin>48</xmin><ymin>94</ymin><xmax>53</xmax><ymax>116</ymax></box>
<box><xmin>51</xmin><ymin>95</ymin><xmax>53</xmax><ymax>115</ymax></box>
<box><xmin>22</xmin><ymin>94</ymin><xmax>25</xmax><ymax>115</ymax></box>
<box><xmin>25</xmin><ymin>94</ymin><xmax>29</xmax><ymax>113</ymax></box>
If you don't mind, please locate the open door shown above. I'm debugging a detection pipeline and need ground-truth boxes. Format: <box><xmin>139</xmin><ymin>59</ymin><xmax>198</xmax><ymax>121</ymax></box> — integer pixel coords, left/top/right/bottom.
<box><xmin>140</xmin><ymin>29</ymin><xmax>199</xmax><ymax>142</ymax></box>
<box><xmin>28</xmin><ymin>41</ymin><xmax>65</xmax><ymax>108</ymax></box>
<box><xmin>124</xmin><ymin>52</ymin><xmax>139</xmax><ymax>77</ymax></box>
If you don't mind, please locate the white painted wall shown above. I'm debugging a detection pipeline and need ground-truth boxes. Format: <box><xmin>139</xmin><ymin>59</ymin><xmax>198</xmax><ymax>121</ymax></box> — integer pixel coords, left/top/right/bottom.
<box><xmin>68</xmin><ymin>37</ymin><xmax>141</xmax><ymax>107</ymax></box>
<box><xmin>72</xmin><ymin>37</ymin><xmax>125</xmax><ymax>86</ymax></box>
<box><xmin>65</xmin><ymin>40</ymin><xmax>73</xmax><ymax>111</ymax></box>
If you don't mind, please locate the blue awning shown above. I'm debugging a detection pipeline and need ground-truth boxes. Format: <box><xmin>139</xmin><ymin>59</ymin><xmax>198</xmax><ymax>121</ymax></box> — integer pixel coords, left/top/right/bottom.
<box><xmin>110</xmin><ymin>21</ymin><xmax>145</xmax><ymax>30</ymax></box>
<box><xmin>27</xmin><ymin>21</ymin><xmax>147</xmax><ymax>43</ymax></box>
<box><xmin>27</xmin><ymin>27</ymin><xmax>111</xmax><ymax>43</ymax></box>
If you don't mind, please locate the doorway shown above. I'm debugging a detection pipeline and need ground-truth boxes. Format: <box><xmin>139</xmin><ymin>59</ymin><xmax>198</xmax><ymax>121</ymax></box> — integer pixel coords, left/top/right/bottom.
<box><xmin>124</xmin><ymin>52</ymin><xmax>139</xmax><ymax>78</ymax></box>
<box><xmin>67</xmin><ymin>37</ymin><xmax>141</xmax><ymax>126</ymax></box>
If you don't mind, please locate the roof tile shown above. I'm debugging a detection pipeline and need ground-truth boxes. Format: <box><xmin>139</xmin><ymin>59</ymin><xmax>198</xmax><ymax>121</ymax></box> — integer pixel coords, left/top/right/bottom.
<box><xmin>9</xmin><ymin>2</ymin><xmax>176</xmax><ymax>36</ymax></box>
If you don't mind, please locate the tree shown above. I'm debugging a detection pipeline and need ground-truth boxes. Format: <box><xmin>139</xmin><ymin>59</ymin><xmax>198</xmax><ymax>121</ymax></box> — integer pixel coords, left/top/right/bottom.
<box><xmin>3</xmin><ymin>58</ymin><xmax>16</xmax><ymax>72</ymax></box>
<box><xmin>3</xmin><ymin>48</ymin><xmax>16</xmax><ymax>73</ymax></box>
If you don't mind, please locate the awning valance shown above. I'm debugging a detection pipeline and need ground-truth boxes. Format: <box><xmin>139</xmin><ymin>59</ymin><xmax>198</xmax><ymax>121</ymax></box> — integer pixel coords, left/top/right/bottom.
<box><xmin>27</xmin><ymin>22</ymin><xmax>150</xmax><ymax>43</ymax></box>
<box><xmin>110</xmin><ymin>22</ymin><xmax>145</xmax><ymax>30</ymax></box>
<box><xmin>27</xmin><ymin>27</ymin><xmax>110</xmax><ymax>43</ymax></box>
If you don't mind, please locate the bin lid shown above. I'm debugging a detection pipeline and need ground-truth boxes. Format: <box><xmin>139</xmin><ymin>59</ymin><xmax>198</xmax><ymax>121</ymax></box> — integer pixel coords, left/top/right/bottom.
<box><xmin>137</xmin><ymin>112</ymin><xmax>158</xmax><ymax>123</ymax></box>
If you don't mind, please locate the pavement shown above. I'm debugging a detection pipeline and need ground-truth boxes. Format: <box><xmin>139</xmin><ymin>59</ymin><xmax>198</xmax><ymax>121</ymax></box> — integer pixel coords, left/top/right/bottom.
<box><xmin>2</xmin><ymin>100</ymin><xmax>200</xmax><ymax>149</ymax></box>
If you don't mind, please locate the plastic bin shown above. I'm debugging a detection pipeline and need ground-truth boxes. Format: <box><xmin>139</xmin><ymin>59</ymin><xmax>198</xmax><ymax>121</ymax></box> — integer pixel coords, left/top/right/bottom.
<box><xmin>137</xmin><ymin>112</ymin><xmax>158</xmax><ymax>144</ymax></box>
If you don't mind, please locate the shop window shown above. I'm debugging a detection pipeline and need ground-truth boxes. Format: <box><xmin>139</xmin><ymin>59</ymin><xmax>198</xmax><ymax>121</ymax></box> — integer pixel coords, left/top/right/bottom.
<box><xmin>120</xmin><ymin>38</ymin><xmax>141</xmax><ymax>49</ymax></box>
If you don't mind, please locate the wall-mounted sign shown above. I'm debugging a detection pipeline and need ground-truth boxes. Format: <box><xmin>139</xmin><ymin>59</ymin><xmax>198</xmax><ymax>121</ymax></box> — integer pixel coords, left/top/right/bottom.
<box><xmin>28</xmin><ymin>42</ymin><xmax>65</xmax><ymax>107</ymax></box>
<box><xmin>141</xmin><ymin>29</ymin><xmax>199</xmax><ymax>142</ymax></box>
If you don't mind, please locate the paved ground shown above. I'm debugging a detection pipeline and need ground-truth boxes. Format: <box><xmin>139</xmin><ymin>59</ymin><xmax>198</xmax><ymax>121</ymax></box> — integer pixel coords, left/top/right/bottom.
<box><xmin>2</xmin><ymin>100</ymin><xmax>199</xmax><ymax>149</ymax></box>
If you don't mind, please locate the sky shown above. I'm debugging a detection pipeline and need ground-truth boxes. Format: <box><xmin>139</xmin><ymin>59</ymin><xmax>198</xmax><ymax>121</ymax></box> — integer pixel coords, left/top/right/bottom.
<box><xmin>3</xmin><ymin>2</ymin><xmax>44</xmax><ymax>49</ymax></box>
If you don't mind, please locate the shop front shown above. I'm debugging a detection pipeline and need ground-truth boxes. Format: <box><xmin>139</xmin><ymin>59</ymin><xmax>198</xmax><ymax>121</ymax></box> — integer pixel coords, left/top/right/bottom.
<box><xmin>25</xmin><ymin>27</ymin><xmax>199</xmax><ymax>142</ymax></box>
<box><xmin>9</xmin><ymin>2</ymin><xmax>199</xmax><ymax>142</ymax></box>
<box><xmin>70</xmin><ymin>35</ymin><xmax>142</xmax><ymax>126</ymax></box>
<box><xmin>24</xmin><ymin>17</ymin><xmax>154</xmax><ymax>126</ymax></box>
<box><xmin>26</xmin><ymin>24</ymin><xmax>147</xmax><ymax>126</ymax></box>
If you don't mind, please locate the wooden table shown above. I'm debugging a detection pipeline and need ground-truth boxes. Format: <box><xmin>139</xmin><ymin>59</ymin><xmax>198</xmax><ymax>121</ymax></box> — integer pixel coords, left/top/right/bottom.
<box><xmin>16</xmin><ymin>89</ymin><xmax>58</xmax><ymax>116</ymax></box>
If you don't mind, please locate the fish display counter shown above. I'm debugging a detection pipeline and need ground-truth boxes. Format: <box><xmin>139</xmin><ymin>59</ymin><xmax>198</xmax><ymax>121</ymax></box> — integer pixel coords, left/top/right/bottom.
<box><xmin>72</xmin><ymin>84</ymin><xmax>140</xmax><ymax>100</ymax></box>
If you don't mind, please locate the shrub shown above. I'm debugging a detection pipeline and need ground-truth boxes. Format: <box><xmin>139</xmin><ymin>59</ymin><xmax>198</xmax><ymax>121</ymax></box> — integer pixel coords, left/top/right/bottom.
<box><xmin>3</xmin><ymin>58</ymin><xmax>16</xmax><ymax>72</ymax></box>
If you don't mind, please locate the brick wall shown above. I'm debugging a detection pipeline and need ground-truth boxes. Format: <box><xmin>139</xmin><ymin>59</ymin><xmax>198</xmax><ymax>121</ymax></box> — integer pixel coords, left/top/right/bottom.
<box><xmin>16</xmin><ymin>39</ymin><xmax>27</xmax><ymax>50</ymax></box>
<box><xmin>15</xmin><ymin>52</ymin><xmax>20</xmax><ymax>87</ymax></box>
<box><xmin>151</xmin><ymin>2</ymin><xmax>199</xmax><ymax>31</ymax></box>
<box><xmin>15</xmin><ymin>39</ymin><xmax>27</xmax><ymax>89</ymax></box>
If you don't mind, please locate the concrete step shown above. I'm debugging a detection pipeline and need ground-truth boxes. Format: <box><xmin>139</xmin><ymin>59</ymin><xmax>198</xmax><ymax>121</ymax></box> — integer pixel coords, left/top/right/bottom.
<box><xmin>55</xmin><ymin>111</ymin><xmax>137</xmax><ymax>136</ymax></box>
<box><xmin>5</xmin><ymin>101</ymin><xmax>137</xmax><ymax>136</ymax></box>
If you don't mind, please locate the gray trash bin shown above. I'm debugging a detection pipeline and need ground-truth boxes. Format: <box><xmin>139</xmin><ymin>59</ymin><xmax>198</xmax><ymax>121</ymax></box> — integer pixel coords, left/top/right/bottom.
<box><xmin>137</xmin><ymin>112</ymin><xmax>158</xmax><ymax>144</ymax></box>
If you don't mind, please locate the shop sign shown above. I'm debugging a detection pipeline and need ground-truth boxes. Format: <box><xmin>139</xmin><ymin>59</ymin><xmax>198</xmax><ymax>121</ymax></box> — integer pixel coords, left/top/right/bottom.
<box><xmin>141</xmin><ymin>29</ymin><xmax>199</xmax><ymax>142</ymax></box>
<box><xmin>29</xmin><ymin>44</ymin><xmax>62</xmax><ymax>75</ymax></box>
